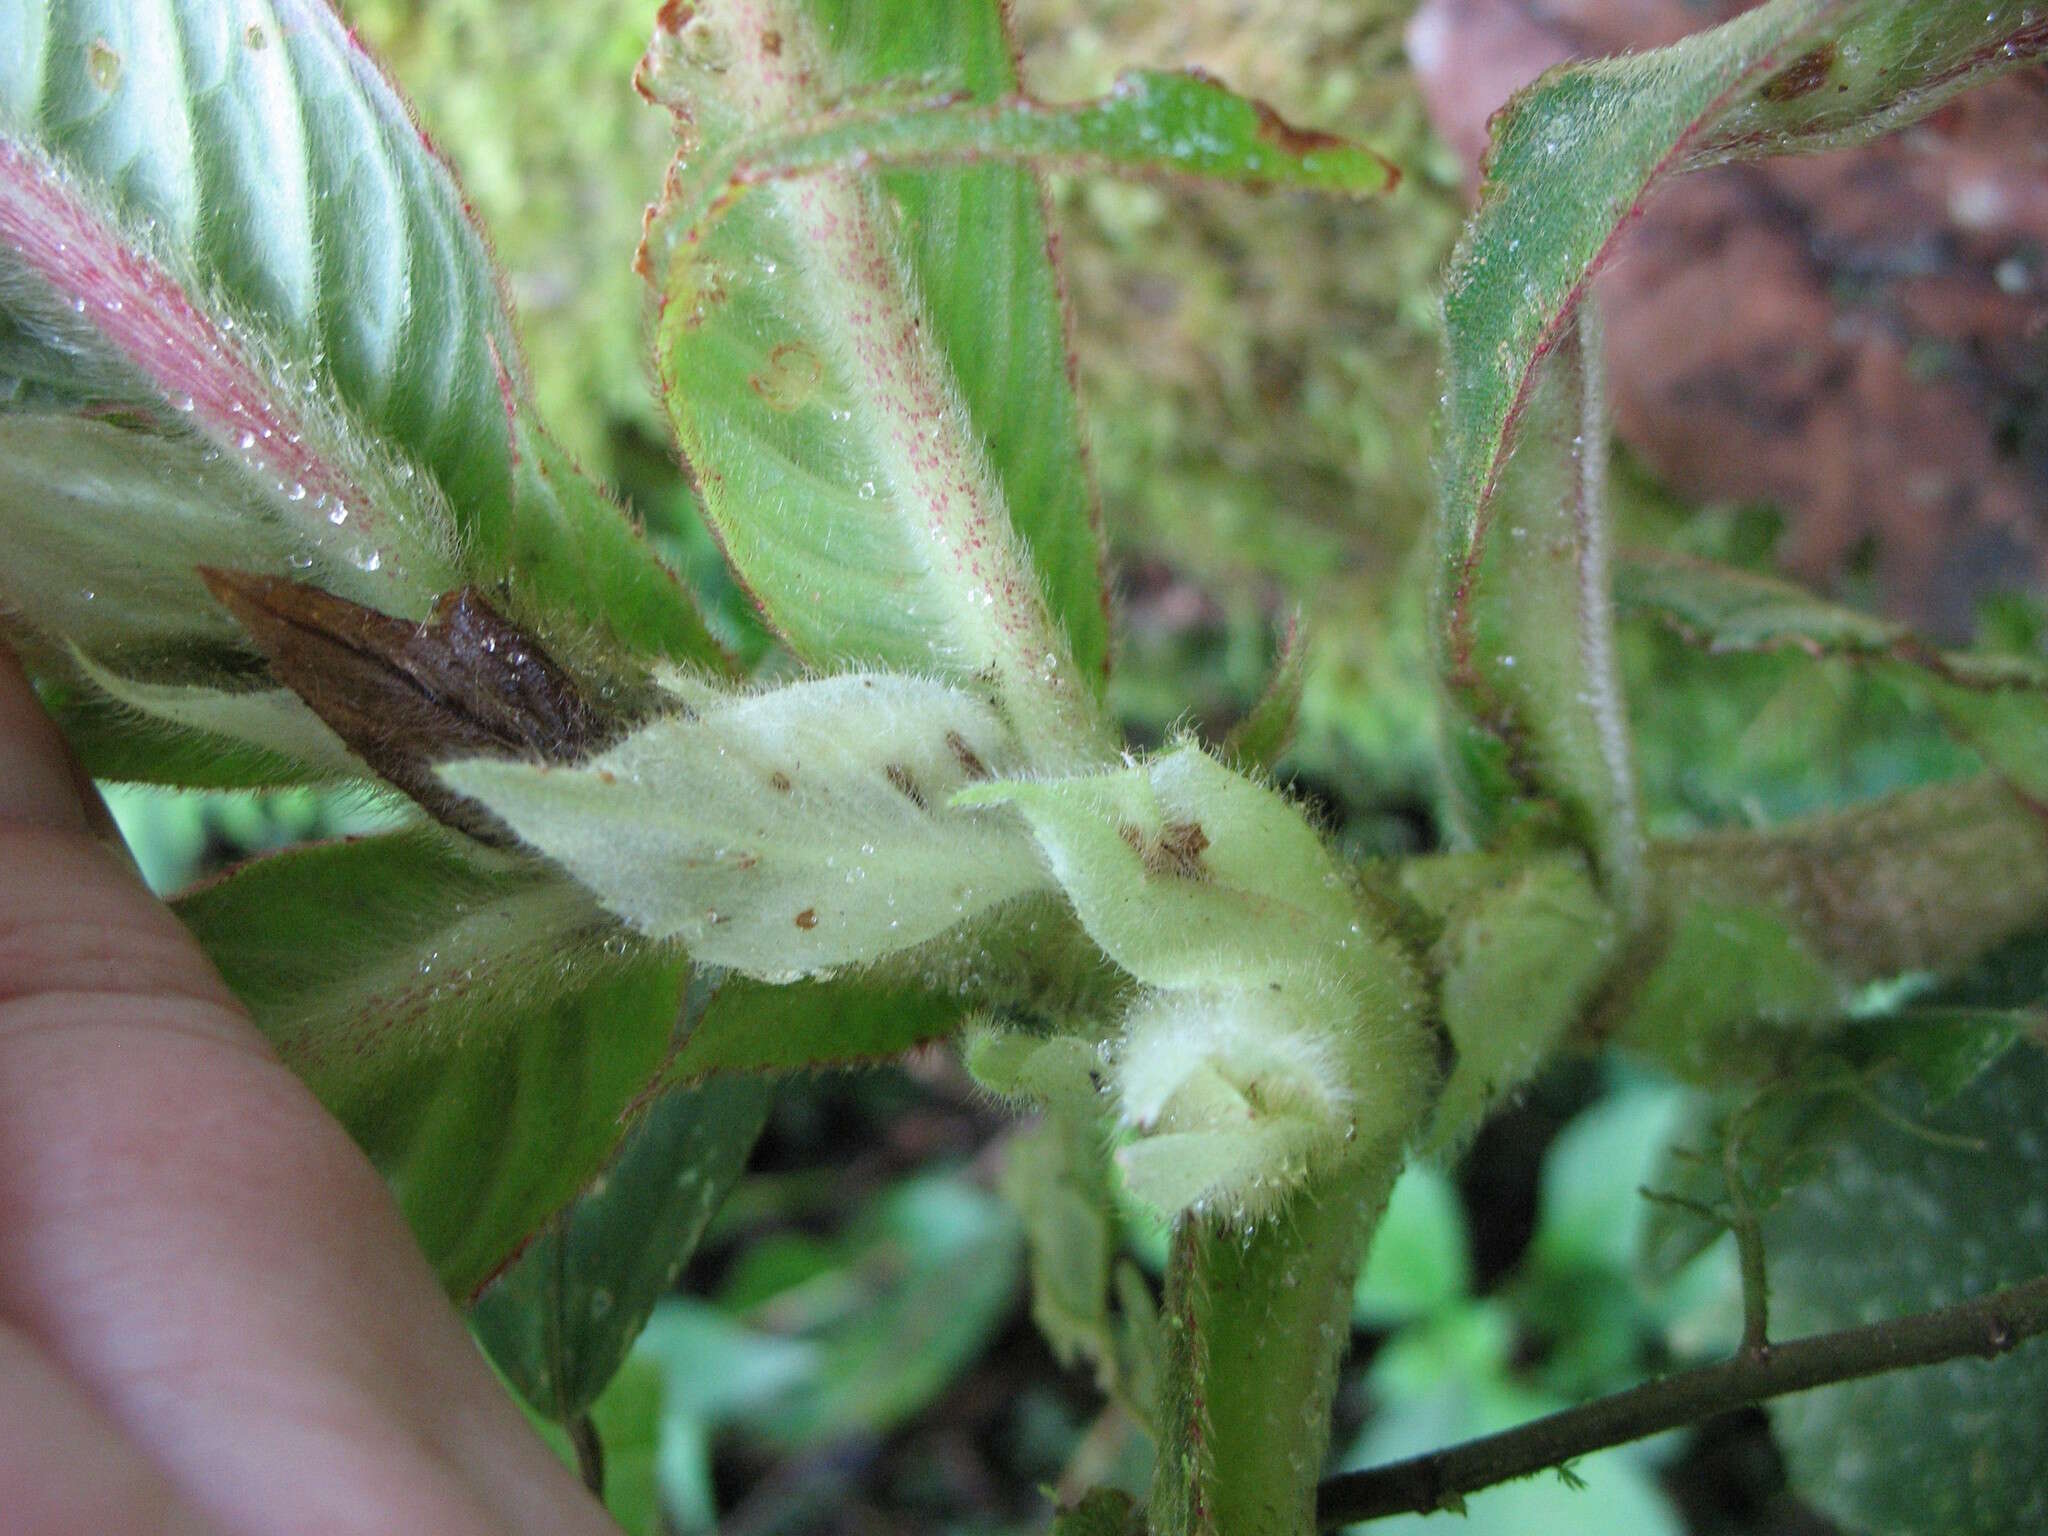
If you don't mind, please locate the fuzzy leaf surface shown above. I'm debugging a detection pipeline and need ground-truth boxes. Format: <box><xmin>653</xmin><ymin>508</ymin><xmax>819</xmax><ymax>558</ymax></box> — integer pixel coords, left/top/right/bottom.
<box><xmin>1435</xmin><ymin>0</ymin><xmax>2048</xmax><ymax>839</ymax></box>
<box><xmin>644</xmin><ymin>0</ymin><xmax>1110</xmax><ymax>754</ymax></box>
<box><xmin>174</xmin><ymin>830</ymin><xmax>686</xmax><ymax>1296</ymax></box>
<box><xmin>959</xmin><ymin>745</ymin><xmax>1407</xmax><ymax>997</ymax></box>
<box><xmin>686</xmin><ymin>67</ymin><xmax>1397</xmax><ymax>204</ymax></box>
<box><xmin>441</xmin><ymin>673</ymin><xmax>1046</xmax><ymax>979</ymax></box>
<box><xmin>0</xmin><ymin>0</ymin><xmax>718</xmax><ymax>780</ymax></box>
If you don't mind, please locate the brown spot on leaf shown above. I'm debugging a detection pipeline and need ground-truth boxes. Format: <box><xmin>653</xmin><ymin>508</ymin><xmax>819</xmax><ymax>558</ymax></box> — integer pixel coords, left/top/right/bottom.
<box><xmin>198</xmin><ymin>570</ymin><xmax>608</xmax><ymax>844</ymax></box>
<box><xmin>1117</xmin><ymin>823</ymin><xmax>1146</xmax><ymax>854</ymax></box>
<box><xmin>768</xmin><ymin>770</ymin><xmax>794</xmax><ymax>793</ymax></box>
<box><xmin>1759</xmin><ymin>44</ymin><xmax>1836</xmax><ymax>103</ymax></box>
<box><xmin>1145</xmin><ymin>820</ymin><xmax>1212</xmax><ymax>880</ymax></box>
<box><xmin>885</xmin><ymin>763</ymin><xmax>928</xmax><ymax>809</ymax></box>
<box><xmin>945</xmin><ymin>730</ymin><xmax>990</xmax><ymax>780</ymax></box>
<box><xmin>732</xmin><ymin>853</ymin><xmax>758</xmax><ymax>871</ymax></box>
<box><xmin>1248</xmin><ymin>91</ymin><xmax>1348</xmax><ymax>159</ymax></box>
<box><xmin>794</xmin><ymin>907</ymin><xmax>818</xmax><ymax>930</ymax></box>
<box><xmin>655</xmin><ymin>0</ymin><xmax>694</xmax><ymax>31</ymax></box>
<box><xmin>761</xmin><ymin>28</ymin><xmax>783</xmax><ymax>56</ymax></box>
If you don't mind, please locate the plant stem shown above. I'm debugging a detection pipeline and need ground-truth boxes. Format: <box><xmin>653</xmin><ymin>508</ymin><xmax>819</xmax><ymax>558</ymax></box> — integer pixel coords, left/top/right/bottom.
<box><xmin>1567</xmin><ymin>297</ymin><xmax>1644</xmax><ymax>916</ymax></box>
<box><xmin>1315</xmin><ymin>1273</ymin><xmax>2048</xmax><ymax>1527</ymax></box>
<box><xmin>1154</xmin><ymin>1152</ymin><xmax>1402</xmax><ymax>1536</ymax></box>
<box><xmin>568</xmin><ymin>1413</ymin><xmax>606</xmax><ymax>1499</ymax></box>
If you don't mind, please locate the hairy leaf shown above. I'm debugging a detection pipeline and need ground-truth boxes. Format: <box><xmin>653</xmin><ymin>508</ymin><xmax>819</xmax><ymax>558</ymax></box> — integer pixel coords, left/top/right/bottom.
<box><xmin>960</xmin><ymin>745</ymin><xmax>1407</xmax><ymax>997</ymax></box>
<box><xmin>174</xmin><ymin>830</ymin><xmax>685</xmax><ymax>1295</ymax></box>
<box><xmin>643</xmin><ymin>0</ymin><xmax>1112</xmax><ymax>756</ymax></box>
<box><xmin>0</xmin><ymin>0</ymin><xmax>718</xmax><ymax>781</ymax></box>
<box><xmin>473</xmin><ymin>1064</ymin><xmax>771</xmax><ymax>1423</ymax></box>
<box><xmin>1618</xmin><ymin>550</ymin><xmax>2048</xmax><ymax>803</ymax></box>
<box><xmin>1434</xmin><ymin>0</ymin><xmax>2048</xmax><ymax>845</ymax></box>
<box><xmin>975</xmin><ymin>1025</ymin><xmax>1163</xmax><ymax>1429</ymax></box>
<box><xmin>1427</xmin><ymin>852</ymin><xmax>1619</xmax><ymax>1150</ymax></box>
<box><xmin>441</xmin><ymin>672</ymin><xmax>1047</xmax><ymax>979</ymax></box>
<box><xmin>671</xmin><ymin>67</ymin><xmax>1397</xmax><ymax>211</ymax></box>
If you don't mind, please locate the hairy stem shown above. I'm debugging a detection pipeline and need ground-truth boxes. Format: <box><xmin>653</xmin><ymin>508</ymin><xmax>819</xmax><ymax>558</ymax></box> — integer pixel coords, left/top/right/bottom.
<box><xmin>1154</xmin><ymin>1151</ymin><xmax>1403</xmax><ymax>1536</ymax></box>
<box><xmin>1317</xmin><ymin>1272</ymin><xmax>2048</xmax><ymax>1526</ymax></box>
<box><xmin>1567</xmin><ymin>300</ymin><xmax>1644</xmax><ymax>913</ymax></box>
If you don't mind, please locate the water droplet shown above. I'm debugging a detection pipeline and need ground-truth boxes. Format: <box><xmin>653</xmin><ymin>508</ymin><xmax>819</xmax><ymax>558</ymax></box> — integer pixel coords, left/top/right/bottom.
<box><xmin>349</xmin><ymin>546</ymin><xmax>383</xmax><ymax>573</ymax></box>
<box><xmin>236</xmin><ymin>429</ymin><xmax>256</xmax><ymax>451</ymax></box>
<box><xmin>285</xmin><ymin>482</ymin><xmax>307</xmax><ymax>502</ymax></box>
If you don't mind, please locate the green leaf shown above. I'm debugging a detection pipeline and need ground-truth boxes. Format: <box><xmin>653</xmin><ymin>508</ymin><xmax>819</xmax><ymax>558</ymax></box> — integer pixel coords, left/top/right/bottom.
<box><xmin>679</xmin><ymin>68</ymin><xmax>1398</xmax><ymax>204</ymax></box>
<box><xmin>173</xmin><ymin>830</ymin><xmax>686</xmax><ymax>1296</ymax></box>
<box><xmin>1434</xmin><ymin>0</ymin><xmax>2048</xmax><ymax>846</ymax></box>
<box><xmin>0</xmin><ymin>0</ymin><xmax>525</xmax><ymax>532</ymax></box>
<box><xmin>440</xmin><ymin>672</ymin><xmax>1048</xmax><ymax>980</ymax></box>
<box><xmin>747</xmin><ymin>1174</ymin><xmax>1023</xmax><ymax>1446</ymax></box>
<box><xmin>1765</xmin><ymin>1044</ymin><xmax>2048</xmax><ymax>1534</ymax></box>
<box><xmin>1620</xmin><ymin>776</ymin><xmax>2048</xmax><ymax>1075</ymax></box>
<box><xmin>1</xmin><ymin>0</ymin><xmax>716</xmax><ymax>784</ymax></box>
<box><xmin>977</xmin><ymin>1024</ymin><xmax>1164</xmax><ymax>1429</ymax></box>
<box><xmin>472</xmin><ymin>1064</ymin><xmax>772</xmax><ymax>1423</ymax></box>
<box><xmin>643</xmin><ymin>0</ymin><xmax>1112</xmax><ymax>756</ymax></box>
<box><xmin>1221</xmin><ymin>614</ymin><xmax>1307</xmax><ymax>773</ymax></box>
<box><xmin>1354</xmin><ymin>1163</ymin><xmax>1472</xmax><ymax>1329</ymax></box>
<box><xmin>1428</xmin><ymin>852</ymin><xmax>1620</xmax><ymax>1150</ymax></box>
<box><xmin>1618</xmin><ymin>550</ymin><xmax>2048</xmax><ymax>803</ymax></box>
<box><xmin>500</xmin><ymin>423</ymin><xmax>730</xmax><ymax>680</ymax></box>
<box><xmin>1642</xmin><ymin>1008</ymin><xmax>2037</xmax><ymax>1279</ymax></box>
<box><xmin>960</xmin><ymin>745</ymin><xmax>1405</xmax><ymax>995</ymax></box>
<box><xmin>1053</xmin><ymin>1488</ymin><xmax>1143</xmax><ymax>1536</ymax></box>
<box><xmin>662</xmin><ymin>970</ymin><xmax>965</xmax><ymax>1083</ymax></box>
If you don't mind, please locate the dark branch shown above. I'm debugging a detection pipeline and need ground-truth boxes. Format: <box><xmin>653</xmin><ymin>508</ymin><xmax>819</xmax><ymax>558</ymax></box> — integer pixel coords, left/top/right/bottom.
<box><xmin>1317</xmin><ymin>1273</ymin><xmax>2048</xmax><ymax>1527</ymax></box>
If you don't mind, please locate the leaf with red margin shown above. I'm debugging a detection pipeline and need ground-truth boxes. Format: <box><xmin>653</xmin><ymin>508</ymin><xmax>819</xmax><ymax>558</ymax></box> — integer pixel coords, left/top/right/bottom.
<box><xmin>1433</xmin><ymin>0</ymin><xmax>2048</xmax><ymax>856</ymax></box>
<box><xmin>0</xmin><ymin>0</ymin><xmax>723</xmax><ymax>785</ymax></box>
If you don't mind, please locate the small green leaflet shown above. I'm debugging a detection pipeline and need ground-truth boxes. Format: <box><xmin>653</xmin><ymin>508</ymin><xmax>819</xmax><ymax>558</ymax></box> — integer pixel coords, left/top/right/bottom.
<box><xmin>440</xmin><ymin>672</ymin><xmax>1047</xmax><ymax>980</ymax></box>
<box><xmin>1434</xmin><ymin>0</ymin><xmax>2048</xmax><ymax>850</ymax></box>
<box><xmin>665</xmin><ymin>69</ymin><xmax>1395</xmax><ymax>228</ymax></box>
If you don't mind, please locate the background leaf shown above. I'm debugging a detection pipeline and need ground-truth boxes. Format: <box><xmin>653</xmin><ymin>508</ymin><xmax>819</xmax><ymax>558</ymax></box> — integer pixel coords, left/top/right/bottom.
<box><xmin>1764</xmin><ymin>1044</ymin><xmax>2048</xmax><ymax>1534</ymax></box>
<box><xmin>473</xmin><ymin>1063</ymin><xmax>772</xmax><ymax>1423</ymax></box>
